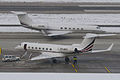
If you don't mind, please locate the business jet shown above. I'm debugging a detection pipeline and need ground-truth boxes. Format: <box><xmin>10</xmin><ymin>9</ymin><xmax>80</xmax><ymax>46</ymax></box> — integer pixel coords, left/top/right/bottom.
<box><xmin>15</xmin><ymin>33</ymin><xmax>115</xmax><ymax>62</ymax></box>
<box><xmin>11</xmin><ymin>11</ymin><xmax>104</xmax><ymax>37</ymax></box>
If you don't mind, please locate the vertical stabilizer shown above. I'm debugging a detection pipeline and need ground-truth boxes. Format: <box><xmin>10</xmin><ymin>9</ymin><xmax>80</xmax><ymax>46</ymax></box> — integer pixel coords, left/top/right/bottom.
<box><xmin>79</xmin><ymin>33</ymin><xmax>116</xmax><ymax>52</ymax></box>
<box><xmin>11</xmin><ymin>11</ymin><xmax>34</xmax><ymax>26</ymax></box>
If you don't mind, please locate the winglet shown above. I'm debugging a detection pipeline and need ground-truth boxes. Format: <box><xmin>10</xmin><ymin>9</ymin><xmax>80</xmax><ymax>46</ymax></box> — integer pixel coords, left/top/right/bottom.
<box><xmin>107</xmin><ymin>43</ymin><xmax>114</xmax><ymax>51</ymax></box>
<box><xmin>90</xmin><ymin>43</ymin><xmax>114</xmax><ymax>53</ymax></box>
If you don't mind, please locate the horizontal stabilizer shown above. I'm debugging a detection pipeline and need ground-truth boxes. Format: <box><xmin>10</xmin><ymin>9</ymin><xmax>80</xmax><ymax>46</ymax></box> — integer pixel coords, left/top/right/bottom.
<box><xmin>11</xmin><ymin>11</ymin><xmax>34</xmax><ymax>26</ymax></box>
<box><xmin>90</xmin><ymin>43</ymin><xmax>114</xmax><ymax>53</ymax></box>
<box><xmin>84</xmin><ymin>33</ymin><xmax>116</xmax><ymax>38</ymax></box>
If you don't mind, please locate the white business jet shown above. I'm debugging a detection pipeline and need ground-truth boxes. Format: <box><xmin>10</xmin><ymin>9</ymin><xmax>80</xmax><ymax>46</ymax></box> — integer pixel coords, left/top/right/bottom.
<box><xmin>15</xmin><ymin>33</ymin><xmax>115</xmax><ymax>62</ymax></box>
<box><xmin>11</xmin><ymin>11</ymin><xmax>103</xmax><ymax>37</ymax></box>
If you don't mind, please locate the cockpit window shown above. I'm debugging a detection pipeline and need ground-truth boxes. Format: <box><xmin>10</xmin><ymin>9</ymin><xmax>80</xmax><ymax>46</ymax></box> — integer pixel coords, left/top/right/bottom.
<box><xmin>18</xmin><ymin>44</ymin><xmax>21</xmax><ymax>46</ymax></box>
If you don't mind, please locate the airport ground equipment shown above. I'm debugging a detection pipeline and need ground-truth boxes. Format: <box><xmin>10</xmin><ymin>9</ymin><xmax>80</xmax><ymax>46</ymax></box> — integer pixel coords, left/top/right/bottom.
<box><xmin>2</xmin><ymin>55</ymin><xmax>20</xmax><ymax>62</ymax></box>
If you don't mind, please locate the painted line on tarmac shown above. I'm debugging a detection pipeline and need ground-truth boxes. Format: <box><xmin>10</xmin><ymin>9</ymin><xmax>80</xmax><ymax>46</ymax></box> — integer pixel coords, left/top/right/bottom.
<box><xmin>104</xmin><ymin>66</ymin><xmax>111</xmax><ymax>73</ymax></box>
<box><xmin>72</xmin><ymin>64</ymin><xmax>78</xmax><ymax>72</ymax></box>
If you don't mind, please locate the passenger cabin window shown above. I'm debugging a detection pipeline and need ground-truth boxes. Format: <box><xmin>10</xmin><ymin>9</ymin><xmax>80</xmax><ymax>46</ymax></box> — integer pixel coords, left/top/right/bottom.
<box><xmin>77</xmin><ymin>28</ymin><xmax>79</xmax><ymax>30</ymax></box>
<box><xmin>32</xmin><ymin>47</ymin><xmax>34</xmax><ymax>49</ymax></box>
<box><xmin>28</xmin><ymin>46</ymin><xmax>30</xmax><ymax>49</ymax></box>
<box><xmin>60</xmin><ymin>27</ymin><xmax>63</xmax><ymax>29</ymax></box>
<box><xmin>49</xmin><ymin>48</ymin><xmax>52</xmax><ymax>50</ymax></box>
<box><xmin>81</xmin><ymin>28</ymin><xmax>83</xmax><ymax>30</ymax></box>
<box><xmin>42</xmin><ymin>48</ymin><xmax>44</xmax><ymax>50</ymax></box>
<box><xmin>69</xmin><ymin>28</ymin><xmax>71</xmax><ymax>30</ymax></box>
<box><xmin>64</xmin><ymin>27</ymin><xmax>67</xmax><ymax>29</ymax></box>
<box><xmin>46</xmin><ymin>48</ymin><xmax>48</xmax><ymax>50</ymax></box>
<box><xmin>73</xmin><ymin>28</ymin><xmax>75</xmax><ymax>30</ymax></box>
<box><xmin>39</xmin><ymin>47</ymin><xmax>41</xmax><ymax>50</ymax></box>
<box><xmin>35</xmin><ymin>47</ymin><xmax>37</xmax><ymax>49</ymax></box>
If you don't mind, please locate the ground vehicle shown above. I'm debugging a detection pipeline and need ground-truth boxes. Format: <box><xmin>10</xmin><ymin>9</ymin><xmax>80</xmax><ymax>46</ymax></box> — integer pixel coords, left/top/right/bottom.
<box><xmin>2</xmin><ymin>55</ymin><xmax>20</xmax><ymax>62</ymax></box>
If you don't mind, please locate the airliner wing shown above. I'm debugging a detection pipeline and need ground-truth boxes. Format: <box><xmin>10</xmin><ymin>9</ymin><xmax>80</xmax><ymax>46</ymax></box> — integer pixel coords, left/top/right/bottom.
<box><xmin>31</xmin><ymin>52</ymin><xmax>65</xmax><ymax>61</ymax></box>
<box><xmin>47</xmin><ymin>31</ymin><xmax>72</xmax><ymax>36</ymax></box>
<box><xmin>88</xmin><ymin>43</ymin><xmax>114</xmax><ymax>53</ymax></box>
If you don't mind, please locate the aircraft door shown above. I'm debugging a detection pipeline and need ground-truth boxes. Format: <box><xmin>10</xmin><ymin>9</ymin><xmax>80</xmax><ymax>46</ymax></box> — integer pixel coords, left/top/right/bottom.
<box><xmin>24</xmin><ymin>44</ymin><xmax>27</xmax><ymax>50</ymax></box>
<box><xmin>74</xmin><ymin>48</ymin><xmax>79</xmax><ymax>54</ymax></box>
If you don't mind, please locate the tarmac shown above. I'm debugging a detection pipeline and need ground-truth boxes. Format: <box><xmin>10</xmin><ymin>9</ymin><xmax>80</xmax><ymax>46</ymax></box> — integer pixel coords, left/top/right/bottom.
<box><xmin>1</xmin><ymin>2</ymin><xmax>120</xmax><ymax>13</ymax></box>
<box><xmin>0</xmin><ymin>2</ymin><xmax>120</xmax><ymax>73</ymax></box>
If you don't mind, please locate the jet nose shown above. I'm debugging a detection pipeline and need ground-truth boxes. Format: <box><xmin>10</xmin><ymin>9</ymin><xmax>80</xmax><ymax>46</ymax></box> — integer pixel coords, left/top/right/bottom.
<box><xmin>15</xmin><ymin>45</ymin><xmax>22</xmax><ymax>49</ymax></box>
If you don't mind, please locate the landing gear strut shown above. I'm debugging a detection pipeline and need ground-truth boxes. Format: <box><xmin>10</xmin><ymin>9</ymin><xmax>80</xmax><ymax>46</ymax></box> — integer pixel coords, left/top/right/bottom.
<box><xmin>52</xmin><ymin>58</ymin><xmax>57</xmax><ymax>63</ymax></box>
<box><xmin>65</xmin><ymin>56</ymin><xmax>70</xmax><ymax>64</ymax></box>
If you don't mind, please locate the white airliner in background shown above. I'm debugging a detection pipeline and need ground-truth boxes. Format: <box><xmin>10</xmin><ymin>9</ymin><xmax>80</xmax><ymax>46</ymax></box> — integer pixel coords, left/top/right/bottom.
<box><xmin>15</xmin><ymin>33</ymin><xmax>115</xmax><ymax>62</ymax></box>
<box><xmin>11</xmin><ymin>11</ymin><xmax>104</xmax><ymax>37</ymax></box>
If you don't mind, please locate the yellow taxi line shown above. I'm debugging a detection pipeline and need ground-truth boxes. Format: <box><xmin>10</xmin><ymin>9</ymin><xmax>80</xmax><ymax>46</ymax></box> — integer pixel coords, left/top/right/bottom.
<box><xmin>72</xmin><ymin>64</ymin><xmax>78</xmax><ymax>72</ymax></box>
<box><xmin>104</xmin><ymin>66</ymin><xmax>111</xmax><ymax>73</ymax></box>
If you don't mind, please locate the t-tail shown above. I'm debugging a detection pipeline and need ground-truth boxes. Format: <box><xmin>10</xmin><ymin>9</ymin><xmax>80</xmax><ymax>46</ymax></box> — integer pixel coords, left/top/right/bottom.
<box><xmin>11</xmin><ymin>11</ymin><xmax>34</xmax><ymax>26</ymax></box>
<box><xmin>11</xmin><ymin>11</ymin><xmax>49</xmax><ymax>35</ymax></box>
<box><xmin>73</xmin><ymin>33</ymin><xmax>116</xmax><ymax>53</ymax></box>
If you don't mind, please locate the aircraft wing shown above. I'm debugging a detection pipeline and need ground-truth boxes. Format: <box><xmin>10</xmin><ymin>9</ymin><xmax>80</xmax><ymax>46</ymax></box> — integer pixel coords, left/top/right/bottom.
<box><xmin>88</xmin><ymin>43</ymin><xmax>114</xmax><ymax>53</ymax></box>
<box><xmin>30</xmin><ymin>52</ymin><xmax>65</xmax><ymax>61</ymax></box>
<box><xmin>47</xmin><ymin>31</ymin><xmax>72</xmax><ymax>36</ymax></box>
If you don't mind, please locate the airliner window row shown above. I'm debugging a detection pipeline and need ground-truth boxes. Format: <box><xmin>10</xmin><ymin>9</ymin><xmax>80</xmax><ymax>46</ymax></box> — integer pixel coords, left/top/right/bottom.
<box><xmin>28</xmin><ymin>46</ymin><xmax>52</xmax><ymax>51</ymax></box>
<box><xmin>60</xmin><ymin>27</ymin><xmax>83</xmax><ymax>30</ymax></box>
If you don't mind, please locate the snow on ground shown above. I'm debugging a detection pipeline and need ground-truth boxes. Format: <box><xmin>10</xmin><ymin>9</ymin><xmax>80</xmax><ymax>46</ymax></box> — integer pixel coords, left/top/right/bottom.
<box><xmin>101</xmin><ymin>27</ymin><xmax>120</xmax><ymax>33</ymax></box>
<box><xmin>0</xmin><ymin>13</ymin><xmax>20</xmax><ymax>25</ymax></box>
<box><xmin>1</xmin><ymin>13</ymin><xmax>120</xmax><ymax>32</ymax></box>
<box><xmin>2</xmin><ymin>13</ymin><xmax>120</xmax><ymax>25</ymax></box>
<box><xmin>0</xmin><ymin>27</ymin><xmax>38</xmax><ymax>32</ymax></box>
<box><xmin>1</xmin><ymin>0</ymin><xmax>120</xmax><ymax>3</ymax></box>
<box><xmin>29</xmin><ymin>14</ymin><xmax>120</xmax><ymax>25</ymax></box>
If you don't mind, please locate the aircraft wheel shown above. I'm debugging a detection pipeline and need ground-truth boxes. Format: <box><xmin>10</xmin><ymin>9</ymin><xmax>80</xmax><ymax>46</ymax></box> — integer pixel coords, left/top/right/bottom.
<box><xmin>65</xmin><ymin>56</ymin><xmax>70</xmax><ymax>64</ymax></box>
<box><xmin>52</xmin><ymin>58</ymin><xmax>57</xmax><ymax>63</ymax></box>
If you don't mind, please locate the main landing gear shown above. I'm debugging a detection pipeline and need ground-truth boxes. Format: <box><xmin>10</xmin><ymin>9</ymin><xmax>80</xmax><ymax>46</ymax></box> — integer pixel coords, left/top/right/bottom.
<box><xmin>65</xmin><ymin>56</ymin><xmax>70</xmax><ymax>64</ymax></box>
<box><xmin>52</xmin><ymin>58</ymin><xmax>57</xmax><ymax>63</ymax></box>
